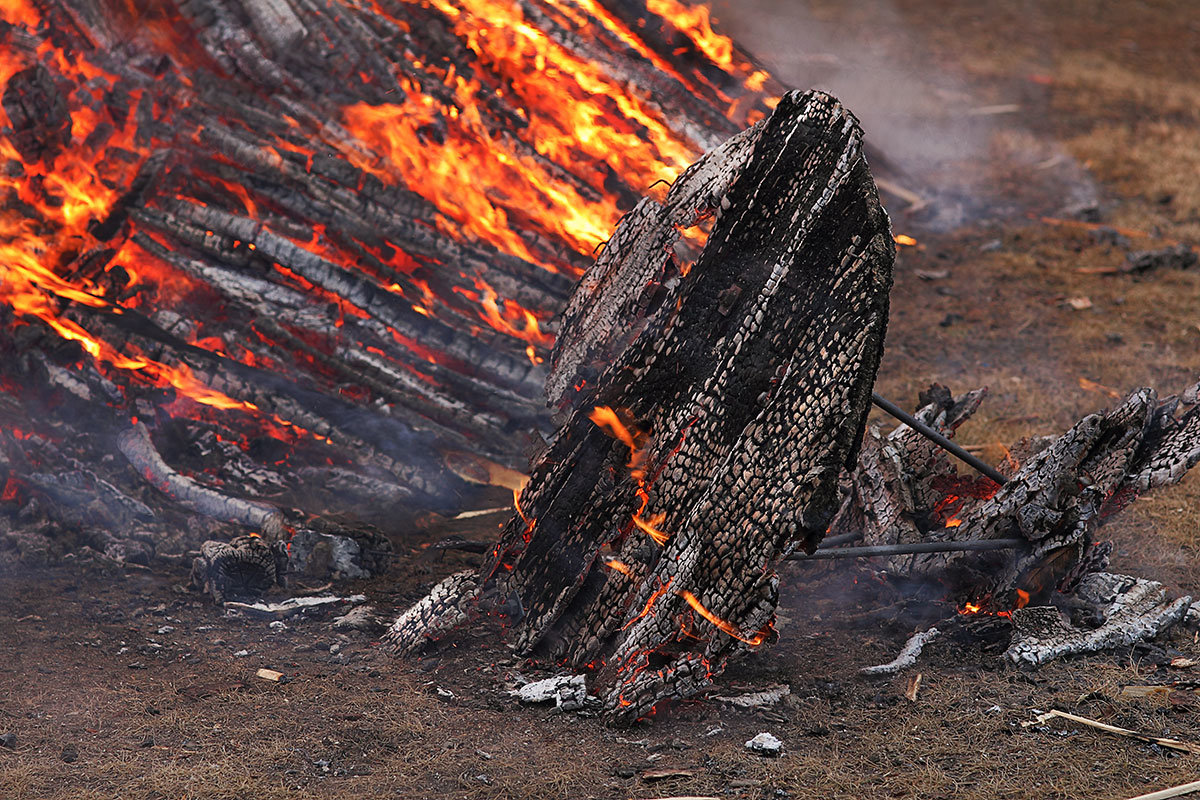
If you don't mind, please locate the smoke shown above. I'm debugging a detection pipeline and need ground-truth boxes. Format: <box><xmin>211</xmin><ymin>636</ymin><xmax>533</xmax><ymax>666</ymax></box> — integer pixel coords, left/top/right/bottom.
<box><xmin>712</xmin><ymin>0</ymin><xmax>1098</xmax><ymax>230</ymax></box>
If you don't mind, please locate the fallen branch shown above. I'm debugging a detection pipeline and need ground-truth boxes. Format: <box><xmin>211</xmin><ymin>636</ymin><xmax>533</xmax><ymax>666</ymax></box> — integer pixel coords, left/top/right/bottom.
<box><xmin>117</xmin><ymin>422</ymin><xmax>286</xmax><ymax>539</ymax></box>
<box><xmin>1025</xmin><ymin>709</ymin><xmax>1200</xmax><ymax>755</ymax></box>
<box><xmin>861</xmin><ymin>628</ymin><xmax>941</xmax><ymax>676</ymax></box>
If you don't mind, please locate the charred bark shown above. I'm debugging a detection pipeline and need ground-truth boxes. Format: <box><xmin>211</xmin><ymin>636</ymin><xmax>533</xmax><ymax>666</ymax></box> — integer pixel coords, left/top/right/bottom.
<box><xmin>191</xmin><ymin>534</ymin><xmax>289</xmax><ymax>603</ymax></box>
<box><xmin>2</xmin><ymin>64</ymin><xmax>71</xmax><ymax>163</ymax></box>
<box><xmin>389</xmin><ymin>90</ymin><xmax>896</xmax><ymax>724</ymax></box>
<box><xmin>831</xmin><ymin>382</ymin><xmax>1200</xmax><ymax>611</ymax></box>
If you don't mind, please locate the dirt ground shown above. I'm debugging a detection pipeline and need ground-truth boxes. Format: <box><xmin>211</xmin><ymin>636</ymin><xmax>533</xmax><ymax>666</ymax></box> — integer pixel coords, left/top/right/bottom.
<box><xmin>4</xmin><ymin>1</ymin><xmax>1200</xmax><ymax>798</ymax></box>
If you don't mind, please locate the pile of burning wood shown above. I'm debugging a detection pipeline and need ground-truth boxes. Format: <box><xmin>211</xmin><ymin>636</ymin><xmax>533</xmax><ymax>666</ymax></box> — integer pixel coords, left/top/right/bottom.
<box><xmin>0</xmin><ymin>0</ymin><xmax>778</xmax><ymax>575</ymax></box>
<box><xmin>2</xmin><ymin>0</ymin><xmax>1198</xmax><ymax>728</ymax></box>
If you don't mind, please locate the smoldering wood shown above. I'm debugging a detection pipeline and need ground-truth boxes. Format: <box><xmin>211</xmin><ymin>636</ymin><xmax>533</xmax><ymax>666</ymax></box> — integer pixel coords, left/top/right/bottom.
<box><xmin>869</xmin><ymin>392</ymin><xmax>1008</xmax><ymax>485</ymax></box>
<box><xmin>1006</xmin><ymin>573</ymin><xmax>1193</xmax><ymax>666</ymax></box>
<box><xmin>287</xmin><ymin>516</ymin><xmax>393</xmax><ymax>581</ymax></box>
<box><xmin>117</xmin><ymin>422</ymin><xmax>287</xmax><ymax>539</ymax></box>
<box><xmin>385</xmin><ymin>569</ymin><xmax>481</xmax><ymax>655</ymax></box>
<box><xmin>235</xmin><ymin>0</ymin><xmax>308</xmax><ymax>55</ymax></box>
<box><xmin>389</xmin><ymin>89</ymin><xmax>896</xmax><ymax>725</ymax></box>
<box><xmin>190</xmin><ymin>534</ymin><xmax>289</xmax><ymax>603</ymax></box>
<box><xmin>831</xmin><ymin>382</ymin><xmax>1200</xmax><ymax>609</ymax></box>
<box><xmin>835</xmin><ymin>382</ymin><xmax>1200</xmax><ymax>664</ymax></box>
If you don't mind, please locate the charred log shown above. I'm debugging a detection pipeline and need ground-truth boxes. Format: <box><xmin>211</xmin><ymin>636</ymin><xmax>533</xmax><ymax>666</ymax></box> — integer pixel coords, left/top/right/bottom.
<box><xmin>190</xmin><ymin>534</ymin><xmax>289</xmax><ymax>603</ymax></box>
<box><xmin>833</xmin><ymin>382</ymin><xmax>1200</xmax><ymax>611</ymax></box>
<box><xmin>117</xmin><ymin>422</ymin><xmax>288</xmax><ymax>540</ymax></box>
<box><xmin>389</xmin><ymin>89</ymin><xmax>896</xmax><ymax>724</ymax></box>
<box><xmin>1007</xmin><ymin>573</ymin><xmax>1192</xmax><ymax>667</ymax></box>
<box><xmin>2</xmin><ymin>64</ymin><xmax>71</xmax><ymax>163</ymax></box>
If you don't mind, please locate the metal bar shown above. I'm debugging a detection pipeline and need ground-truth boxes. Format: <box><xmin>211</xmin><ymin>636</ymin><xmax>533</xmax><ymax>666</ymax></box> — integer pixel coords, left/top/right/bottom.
<box><xmin>787</xmin><ymin>538</ymin><xmax>1024</xmax><ymax>561</ymax></box>
<box><xmin>816</xmin><ymin>531</ymin><xmax>862</xmax><ymax>549</ymax></box>
<box><xmin>871</xmin><ymin>392</ymin><xmax>1009</xmax><ymax>486</ymax></box>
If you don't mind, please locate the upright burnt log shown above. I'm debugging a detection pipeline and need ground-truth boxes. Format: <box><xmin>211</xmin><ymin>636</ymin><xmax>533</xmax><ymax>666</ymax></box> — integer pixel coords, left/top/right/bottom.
<box><xmin>191</xmin><ymin>534</ymin><xmax>289</xmax><ymax>603</ymax></box>
<box><xmin>388</xmin><ymin>90</ymin><xmax>896</xmax><ymax>724</ymax></box>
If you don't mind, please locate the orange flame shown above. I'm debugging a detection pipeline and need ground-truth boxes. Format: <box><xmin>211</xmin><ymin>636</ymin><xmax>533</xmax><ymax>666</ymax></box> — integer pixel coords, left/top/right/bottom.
<box><xmin>0</xmin><ymin>0</ymin><xmax>782</xmax><ymax>473</ymax></box>
<box><xmin>622</xmin><ymin>578</ymin><xmax>673</xmax><ymax>630</ymax></box>
<box><xmin>605</xmin><ymin>558</ymin><xmax>632</xmax><ymax>576</ymax></box>
<box><xmin>463</xmin><ymin>277</ymin><xmax>554</xmax><ymax>347</ymax></box>
<box><xmin>589</xmin><ymin>406</ymin><xmax>646</xmax><ymax>474</ymax></box>
<box><xmin>632</xmin><ymin>511</ymin><xmax>670</xmax><ymax>546</ymax></box>
<box><xmin>680</xmin><ymin>590</ymin><xmax>767</xmax><ymax>646</ymax></box>
<box><xmin>646</xmin><ymin>0</ymin><xmax>741</xmax><ymax>78</ymax></box>
<box><xmin>344</xmin><ymin>0</ymin><xmax>707</xmax><ymax>264</ymax></box>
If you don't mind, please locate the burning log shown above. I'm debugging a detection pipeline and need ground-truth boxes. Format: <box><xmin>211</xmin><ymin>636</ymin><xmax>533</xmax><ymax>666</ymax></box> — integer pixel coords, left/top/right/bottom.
<box><xmin>1</xmin><ymin>0</ymin><xmax>798</xmax><ymax>562</ymax></box>
<box><xmin>389</xmin><ymin>89</ymin><xmax>896</xmax><ymax>724</ymax></box>
<box><xmin>236</xmin><ymin>0</ymin><xmax>308</xmax><ymax>55</ymax></box>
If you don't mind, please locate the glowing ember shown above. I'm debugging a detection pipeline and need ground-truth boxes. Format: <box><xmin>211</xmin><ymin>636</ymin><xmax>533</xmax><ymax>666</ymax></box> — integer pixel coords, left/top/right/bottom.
<box><xmin>894</xmin><ymin>233</ymin><xmax>919</xmax><ymax>247</ymax></box>
<box><xmin>622</xmin><ymin>578</ymin><xmax>673</xmax><ymax>630</ymax></box>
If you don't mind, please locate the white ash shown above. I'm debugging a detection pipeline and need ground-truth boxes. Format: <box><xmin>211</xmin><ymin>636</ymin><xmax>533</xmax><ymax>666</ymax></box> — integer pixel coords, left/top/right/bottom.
<box><xmin>712</xmin><ymin>684</ymin><xmax>791</xmax><ymax>708</ymax></box>
<box><xmin>512</xmin><ymin>674</ymin><xmax>593</xmax><ymax>711</ymax></box>
<box><xmin>745</xmin><ymin>732</ymin><xmax>783</xmax><ymax>756</ymax></box>
<box><xmin>224</xmin><ymin>594</ymin><xmax>366</xmax><ymax>618</ymax></box>
<box><xmin>861</xmin><ymin>627</ymin><xmax>941</xmax><ymax>676</ymax></box>
<box><xmin>1006</xmin><ymin>573</ymin><xmax>1191</xmax><ymax>666</ymax></box>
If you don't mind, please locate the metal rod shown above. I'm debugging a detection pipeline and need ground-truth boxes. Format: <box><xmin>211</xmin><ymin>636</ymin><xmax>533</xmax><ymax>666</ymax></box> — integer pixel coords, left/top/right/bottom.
<box><xmin>871</xmin><ymin>392</ymin><xmax>1009</xmax><ymax>486</ymax></box>
<box><xmin>816</xmin><ymin>531</ymin><xmax>862</xmax><ymax>549</ymax></box>
<box><xmin>787</xmin><ymin>538</ymin><xmax>1024</xmax><ymax>561</ymax></box>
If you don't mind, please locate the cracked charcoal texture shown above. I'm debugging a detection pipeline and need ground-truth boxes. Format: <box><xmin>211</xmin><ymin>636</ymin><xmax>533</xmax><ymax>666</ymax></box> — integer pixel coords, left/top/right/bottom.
<box><xmin>1006</xmin><ymin>573</ymin><xmax>1192</xmax><ymax>666</ymax></box>
<box><xmin>391</xmin><ymin>90</ymin><xmax>895</xmax><ymax>724</ymax></box>
<box><xmin>190</xmin><ymin>534</ymin><xmax>288</xmax><ymax>603</ymax></box>
<box><xmin>2</xmin><ymin>64</ymin><xmax>71</xmax><ymax>163</ymax></box>
<box><xmin>834</xmin><ymin>382</ymin><xmax>1200</xmax><ymax>610</ymax></box>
